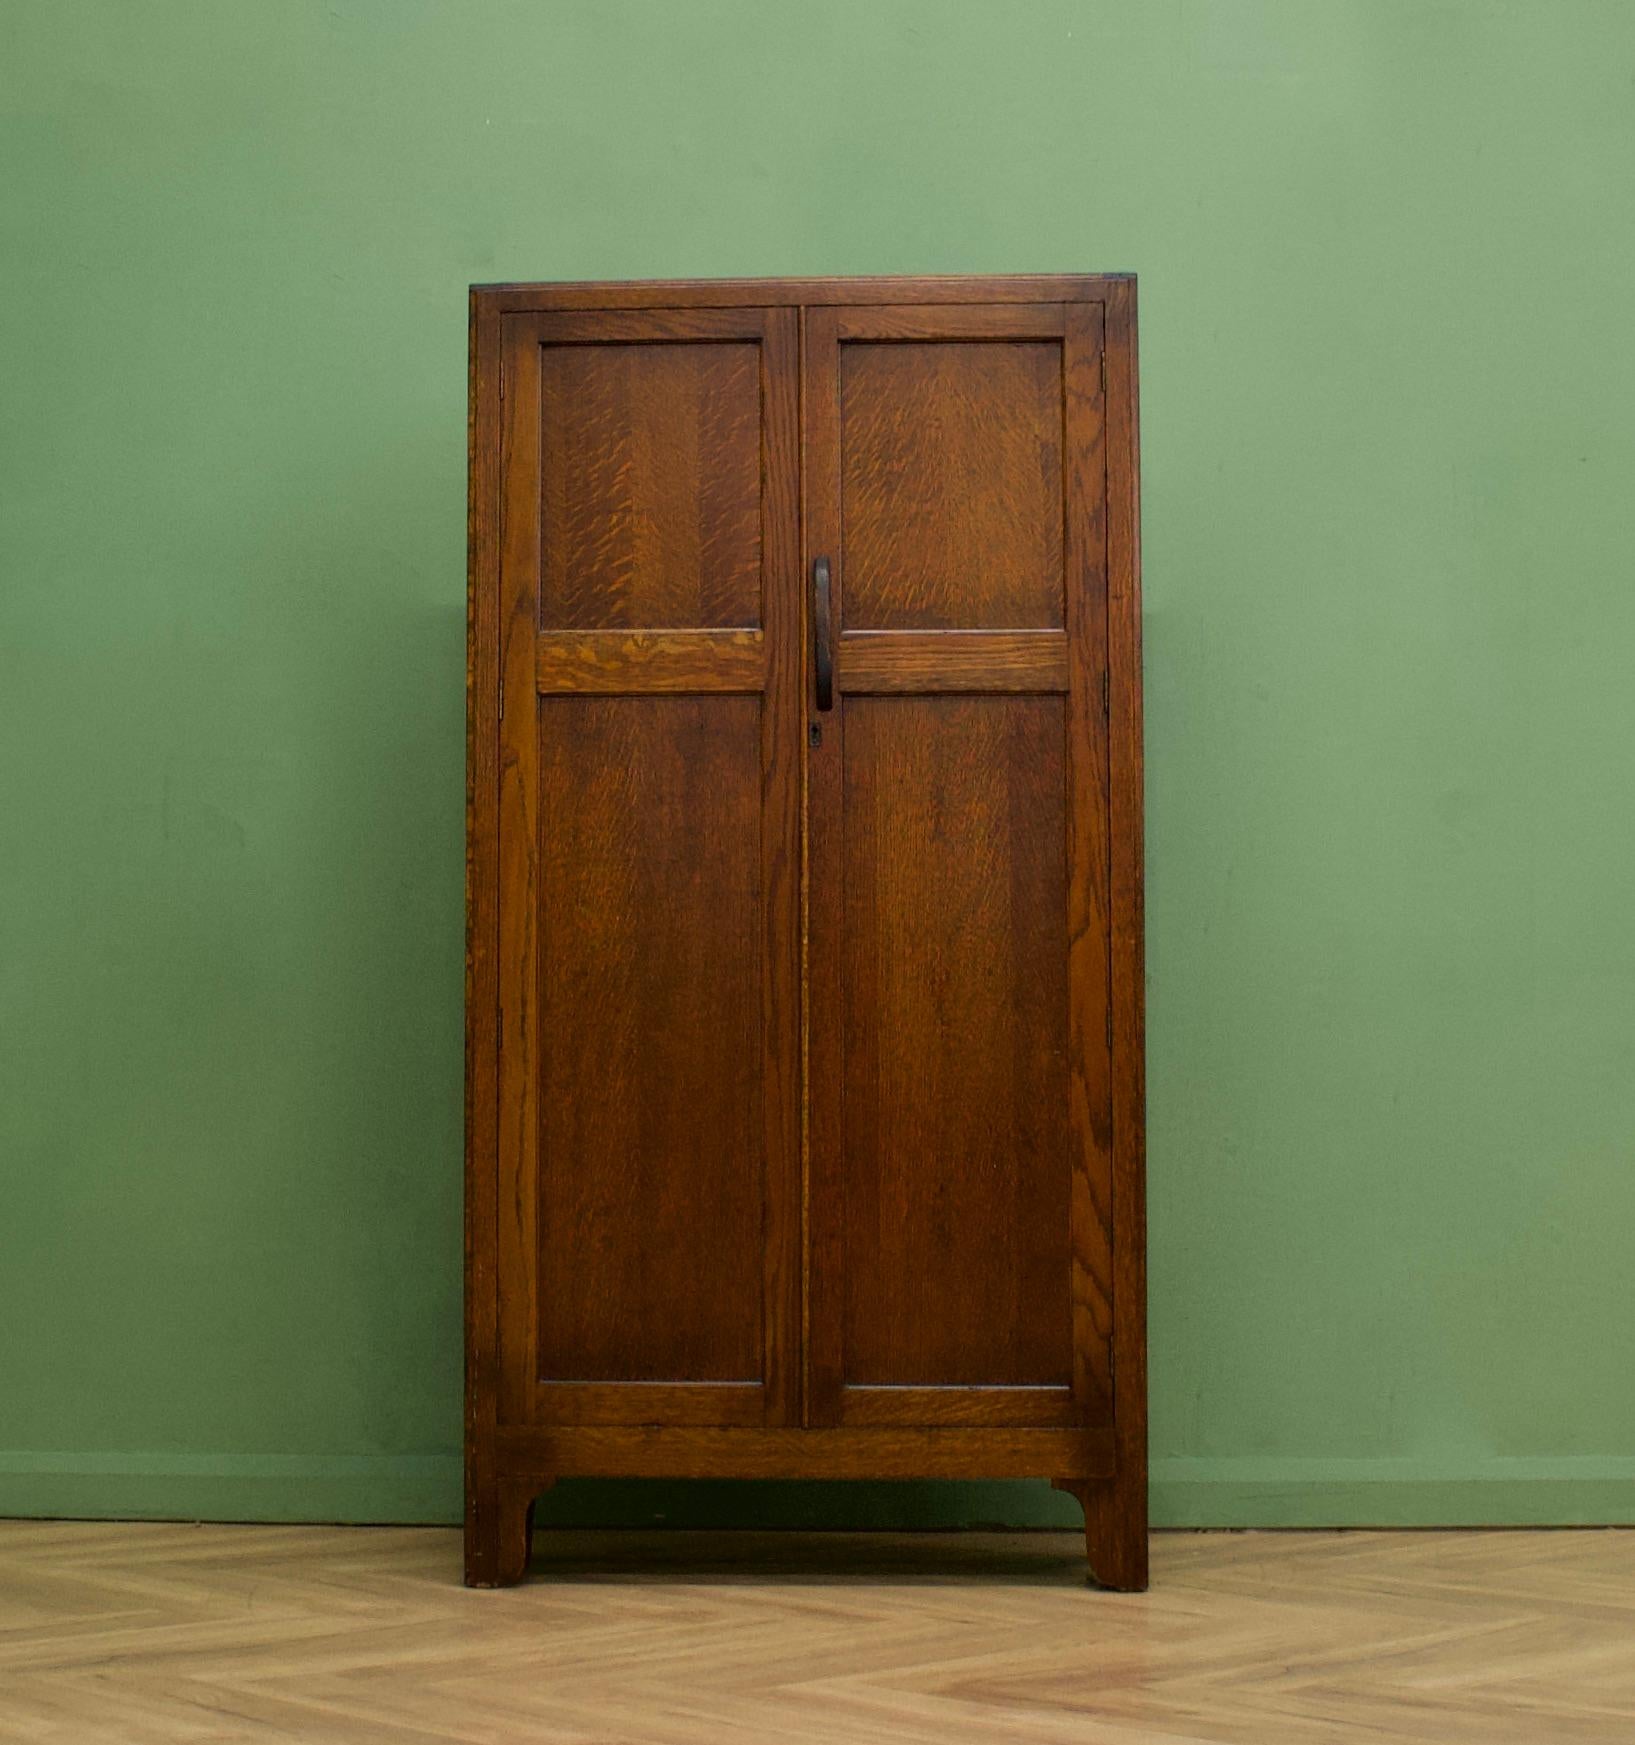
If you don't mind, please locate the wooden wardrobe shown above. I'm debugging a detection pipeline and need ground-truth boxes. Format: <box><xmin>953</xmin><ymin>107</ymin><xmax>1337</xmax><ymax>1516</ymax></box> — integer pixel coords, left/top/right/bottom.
<box><xmin>465</xmin><ymin>275</ymin><xmax>1145</xmax><ymax>1588</ymax></box>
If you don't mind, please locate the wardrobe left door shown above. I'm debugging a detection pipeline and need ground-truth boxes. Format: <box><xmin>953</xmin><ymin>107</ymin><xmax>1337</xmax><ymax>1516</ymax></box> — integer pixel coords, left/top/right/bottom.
<box><xmin>494</xmin><ymin>306</ymin><xmax>801</xmax><ymax>1427</ymax></box>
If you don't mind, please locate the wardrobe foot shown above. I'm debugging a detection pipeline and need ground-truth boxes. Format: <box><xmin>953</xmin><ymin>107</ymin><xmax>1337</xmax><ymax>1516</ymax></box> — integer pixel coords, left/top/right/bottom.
<box><xmin>1053</xmin><ymin>1477</ymin><xmax>1148</xmax><ymax>1592</ymax></box>
<box><xmin>465</xmin><ymin>1478</ymin><xmax>550</xmax><ymax>1588</ymax></box>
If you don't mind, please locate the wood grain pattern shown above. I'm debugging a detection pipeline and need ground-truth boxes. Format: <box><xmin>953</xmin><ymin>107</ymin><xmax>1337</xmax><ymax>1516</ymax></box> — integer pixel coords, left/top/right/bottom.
<box><xmin>839</xmin><ymin>1385</ymin><xmax>1078</xmax><ymax>1429</ymax></box>
<box><xmin>534</xmin><ymin>695</ymin><xmax>764</xmax><ymax>1387</ymax></box>
<box><xmin>493</xmin><ymin>1424</ymin><xmax>1112</xmax><ymax>1479</ymax></box>
<box><xmin>833</xmin><ymin>303</ymin><xmax>1068</xmax><ymax>340</ymax></box>
<box><xmin>476</xmin><ymin>274</ymin><xmax>1129</xmax><ymax>310</ymax></box>
<box><xmin>1063</xmin><ymin>299</ymin><xmax>1114</xmax><ymax>1429</ymax></box>
<box><xmin>10</xmin><ymin>1525</ymin><xmax>1635</xmax><ymax>1743</ymax></box>
<box><xmin>538</xmin><ymin>339</ymin><xmax>761</xmax><ymax>629</ymax></box>
<box><xmin>464</xmin><ymin>291</ymin><xmax>504</xmax><ymax>1585</ymax></box>
<box><xmin>839</xmin><ymin>337</ymin><xmax>1063</xmax><ymax>630</ymax></box>
<box><xmin>804</xmin><ymin>296</ymin><xmax>1115</xmax><ymax>1456</ymax></box>
<box><xmin>527</xmin><ymin>308</ymin><xmax>774</xmax><ymax>342</ymax></box>
<box><xmin>487</xmin><ymin>306</ymin><xmax>800</xmax><ymax>1476</ymax></box>
<box><xmin>803</xmin><ymin>305</ymin><xmax>846</xmax><ymax>1431</ymax></box>
<box><xmin>838</xmin><ymin>696</ymin><xmax>1072</xmax><ymax>1395</ymax></box>
<box><xmin>838</xmin><ymin>629</ymin><xmax>1068</xmax><ymax>693</ymax></box>
<box><xmin>493</xmin><ymin>313</ymin><xmax>545</xmax><ymax>1446</ymax></box>
<box><xmin>535</xmin><ymin>628</ymin><xmax>765</xmax><ymax>692</ymax></box>
<box><xmin>755</xmin><ymin>311</ymin><xmax>803</xmax><ymax>1436</ymax></box>
<box><xmin>470</xmin><ymin>278</ymin><xmax>1141</xmax><ymax>1589</ymax></box>
<box><xmin>1086</xmin><ymin>275</ymin><xmax>1148</xmax><ymax>1592</ymax></box>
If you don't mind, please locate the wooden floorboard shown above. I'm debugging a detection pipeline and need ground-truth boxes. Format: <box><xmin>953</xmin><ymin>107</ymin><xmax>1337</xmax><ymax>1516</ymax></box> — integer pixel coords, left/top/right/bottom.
<box><xmin>1</xmin><ymin>1523</ymin><xmax>1632</xmax><ymax>1741</ymax></box>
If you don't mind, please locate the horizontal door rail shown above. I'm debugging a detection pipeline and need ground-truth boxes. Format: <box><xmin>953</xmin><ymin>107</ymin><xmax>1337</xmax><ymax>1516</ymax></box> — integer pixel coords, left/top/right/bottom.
<box><xmin>535</xmin><ymin>629</ymin><xmax>767</xmax><ymax>694</ymax></box>
<box><xmin>837</xmin><ymin>629</ymin><xmax>1069</xmax><ymax>694</ymax></box>
<box><xmin>832</xmin><ymin>303</ymin><xmax>1068</xmax><ymax>341</ymax></box>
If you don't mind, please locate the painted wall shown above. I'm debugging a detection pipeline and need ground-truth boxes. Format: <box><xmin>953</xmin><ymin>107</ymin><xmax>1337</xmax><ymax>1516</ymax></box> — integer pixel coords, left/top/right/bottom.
<box><xmin>4</xmin><ymin>0</ymin><xmax>1633</xmax><ymax>1531</ymax></box>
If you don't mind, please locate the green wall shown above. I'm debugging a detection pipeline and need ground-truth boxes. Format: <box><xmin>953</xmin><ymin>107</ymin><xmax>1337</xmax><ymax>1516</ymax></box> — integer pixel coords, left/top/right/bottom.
<box><xmin>4</xmin><ymin>0</ymin><xmax>1634</xmax><ymax>1531</ymax></box>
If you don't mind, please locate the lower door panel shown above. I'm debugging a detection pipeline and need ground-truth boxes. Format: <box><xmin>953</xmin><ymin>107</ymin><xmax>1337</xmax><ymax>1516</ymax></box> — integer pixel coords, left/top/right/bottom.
<box><xmin>810</xmin><ymin>696</ymin><xmax>1087</xmax><ymax>1428</ymax></box>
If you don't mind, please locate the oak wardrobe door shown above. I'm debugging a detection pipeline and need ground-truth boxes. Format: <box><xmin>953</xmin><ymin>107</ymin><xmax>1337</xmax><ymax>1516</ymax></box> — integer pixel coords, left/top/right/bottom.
<box><xmin>495</xmin><ymin>308</ymin><xmax>801</xmax><ymax>1427</ymax></box>
<box><xmin>804</xmin><ymin>303</ymin><xmax>1114</xmax><ymax>1430</ymax></box>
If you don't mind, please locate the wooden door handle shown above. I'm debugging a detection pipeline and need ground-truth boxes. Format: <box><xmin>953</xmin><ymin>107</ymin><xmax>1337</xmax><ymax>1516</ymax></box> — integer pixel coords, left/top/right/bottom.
<box><xmin>813</xmin><ymin>555</ymin><xmax>834</xmax><ymax>712</ymax></box>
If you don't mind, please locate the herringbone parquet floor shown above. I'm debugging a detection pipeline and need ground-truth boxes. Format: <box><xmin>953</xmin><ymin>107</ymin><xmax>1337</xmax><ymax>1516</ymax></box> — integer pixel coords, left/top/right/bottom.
<box><xmin>2</xmin><ymin>1522</ymin><xmax>1631</xmax><ymax>1742</ymax></box>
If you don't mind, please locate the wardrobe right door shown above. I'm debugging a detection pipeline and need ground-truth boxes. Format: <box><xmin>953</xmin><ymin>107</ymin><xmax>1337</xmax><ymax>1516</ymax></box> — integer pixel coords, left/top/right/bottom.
<box><xmin>804</xmin><ymin>300</ymin><xmax>1114</xmax><ymax>1430</ymax></box>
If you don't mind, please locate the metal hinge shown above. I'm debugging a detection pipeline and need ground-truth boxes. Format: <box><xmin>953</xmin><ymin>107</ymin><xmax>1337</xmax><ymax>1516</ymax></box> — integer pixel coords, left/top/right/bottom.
<box><xmin>499</xmin><ymin>677</ymin><xmax>505</xmax><ymax>721</ymax></box>
<box><xmin>1101</xmin><ymin>670</ymin><xmax>1110</xmax><ymax>716</ymax></box>
<box><xmin>1100</xmin><ymin>352</ymin><xmax>1106</xmax><ymax>393</ymax></box>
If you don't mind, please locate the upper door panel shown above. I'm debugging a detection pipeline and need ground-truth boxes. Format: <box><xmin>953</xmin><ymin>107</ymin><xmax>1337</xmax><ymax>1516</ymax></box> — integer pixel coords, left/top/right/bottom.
<box><xmin>840</xmin><ymin>336</ymin><xmax>1064</xmax><ymax>630</ymax></box>
<box><xmin>537</xmin><ymin>338</ymin><xmax>762</xmax><ymax>629</ymax></box>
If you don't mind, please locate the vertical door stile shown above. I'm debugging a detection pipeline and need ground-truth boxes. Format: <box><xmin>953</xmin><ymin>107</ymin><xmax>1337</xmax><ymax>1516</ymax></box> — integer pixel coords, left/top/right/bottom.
<box><xmin>495</xmin><ymin>316</ymin><xmax>542</xmax><ymax>1430</ymax></box>
<box><xmin>803</xmin><ymin>306</ymin><xmax>846</xmax><ymax>1427</ymax></box>
<box><xmin>1064</xmin><ymin>299</ymin><xmax>1115</xmax><ymax>1425</ymax></box>
<box><xmin>760</xmin><ymin>306</ymin><xmax>803</xmax><ymax>1428</ymax></box>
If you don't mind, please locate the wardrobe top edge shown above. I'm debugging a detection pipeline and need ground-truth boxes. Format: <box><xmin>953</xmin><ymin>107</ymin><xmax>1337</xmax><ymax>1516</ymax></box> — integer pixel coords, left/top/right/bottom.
<box><xmin>468</xmin><ymin>274</ymin><xmax>1136</xmax><ymax>309</ymax></box>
